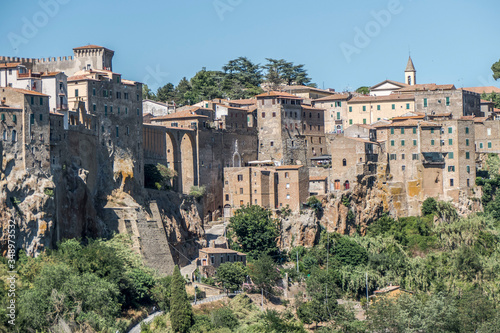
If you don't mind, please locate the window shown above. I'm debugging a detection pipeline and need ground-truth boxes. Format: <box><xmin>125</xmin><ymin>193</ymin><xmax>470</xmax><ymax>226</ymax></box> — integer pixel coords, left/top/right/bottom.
<box><xmin>116</xmin><ymin>126</ymin><xmax>119</xmax><ymax>137</ymax></box>
<box><xmin>349</xmin><ymin>119</ymin><xmax>353</xmax><ymax>125</ymax></box>
<box><xmin>349</xmin><ymin>106</ymin><xmax>352</xmax><ymax>112</ymax></box>
<box><xmin>126</xmin><ymin>126</ymin><xmax>129</xmax><ymax>135</ymax></box>
<box><xmin>487</xmin><ymin>128</ymin><xmax>491</xmax><ymax>136</ymax></box>
<box><xmin>449</xmin><ymin>152</ymin><xmax>454</xmax><ymax>159</ymax></box>
<box><xmin>286</xmin><ymin>183</ymin><xmax>290</xmax><ymax>189</ymax></box>
<box><xmin>412</xmin><ymin>153</ymin><xmax>419</xmax><ymax>160</ymax></box>
<box><xmin>465</xmin><ymin>127</ymin><xmax>469</xmax><ymax>134</ymax></box>
<box><xmin>406</xmin><ymin>103</ymin><xmax>410</xmax><ymax>109</ymax></box>
<box><xmin>413</xmin><ymin>139</ymin><xmax>417</xmax><ymax>146</ymax></box>
<box><xmin>431</xmin><ymin>139</ymin><xmax>435</xmax><ymax>146</ymax></box>
<box><xmin>342</xmin><ymin>159</ymin><xmax>347</xmax><ymax>166</ymax></box>
<box><xmin>377</xmin><ymin>105</ymin><xmax>380</xmax><ymax>110</ymax></box>
<box><xmin>103</xmin><ymin>90</ymin><xmax>108</xmax><ymax>97</ymax></box>
<box><xmin>391</xmin><ymin>128</ymin><xmax>394</xmax><ymax>134</ymax></box>
<box><xmin>401</xmin><ymin>154</ymin><xmax>405</xmax><ymax>160</ymax></box>
<box><xmin>466</xmin><ymin>165</ymin><xmax>470</xmax><ymax>173</ymax></box>
<box><xmin>12</xmin><ymin>115</ymin><xmax>16</xmax><ymax>123</ymax></box>
<box><xmin>449</xmin><ymin>139</ymin><xmax>453</xmax><ymax>145</ymax></box>
<box><xmin>137</xmin><ymin>94</ymin><xmax>139</xmax><ymax>101</ymax></box>
<box><xmin>0</xmin><ymin>114</ymin><xmax>3</xmax><ymax>122</ymax></box>
<box><xmin>93</xmin><ymin>104</ymin><xmax>96</xmax><ymax>112</ymax></box>
<box><xmin>363</xmin><ymin>118</ymin><xmax>366</xmax><ymax>124</ymax></box>
<box><xmin>261</xmin><ymin>112</ymin><xmax>265</xmax><ymax>118</ymax></box>
<box><xmin>466</xmin><ymin>139</ymin><xmax>469</xmax><ymax>146</ymax></box>
<box><xmin>239</xmin><ymin>188</ymin><xmax>243</xmax><ymax>194</ymax></box>
<box><xmin>402</xmin><ymin>165</ymin><xmax>406</xmax><ymax>171</ymax></box>
<box><xmin>237</xmin><ymin>175</ymin><xmax>243</xmax><ymax>181</ymax></box>
<box><xmin>270</xmin><ymin>141</ymin><xmax>274</xmax><ymax>147</ymax></box>
<box><xmin>480</xmin><ymin>142</ymin><xmax>483</xmax><ymax>149</ymax></box>
<box><xmin>39</xmin><ymin>114</ymin><xmax>42</xmax><ymax>121</ymax></box>
<box><xmin>413</xmin><ymin>127</ymin><xmax>416</xmax><ymax>134</ymax></box>
<box><xmin>391</xmin><ymin>104</ymin><xmax>395</xmax><ymax>110</ymax></box>
<box><xmin>446</xmin><ymin>97</ymin><xmax>450</xmax><ymax>106</ymax></box>
<box><xmin>337</xmin><ymin>112</ymin><xmax>340</xmax><ymax>120</ymax></box>
<box><xmin>488</xmin><ymin>142</ymin><xmax>492</xmax><ymax>148</ymax></box>
<box><xmin>225</xmin><ymin>194</ymin><xmax>229</xmax><ymax>201</ymax></box>
<box><xmin>401</xmin><ymin>128</ymin><xmax>405</xmax><ymax>134</ymax></box>
<box><xmin>466</xmin><ymin>152</ymin><xmax>470</xmax><ymax>159</ymax></box>
<box><xmin>117</xmin><ymin>91</ymin><xmax>121</xmax><ymax>99</ymax></box>
<box><xmin>391</xmin><ymin>140</ymin><xmax>395</xmax><ymax>146</ymax></box>
<box><xmin>389</xmin><ymin>154</ymin><xmax>396</xmax><ymax>160</ymax></box>
<box><xmin>448</xmin><ymin>166</ymin><xmax>455</xmax><ymax>172</ymax></box>
<box><xmin>2</xmin><ymin>130</ymin><xmax>6</xmax><ymax>141</ymax></box>
<box><xmin>30</xmin><ymin>96</ymin><xmax>34</xmax><ymax>105</ymax></box>
<box><xmin>40</xmin><ymin>97</ymin><xmax>43</xmax><ymax>105</ymax></box>
<box><xmin>448</xmin><ymin>127</ymin><xmax>452</xmax><ymax>134</ymax></box>
<box><xmin>286</xmin><ymin>194</ymin><xmax>290</xmax><ymax>199</ymax></box>
<box><xmin>467</xmin><ymin>179</ymin><xmax>470</xmax><ymax>187</ymax></box>
<box><xmin>431</xmin><ymin>128</ymin><xmax>434</xmax><ymax>134</ymax></box>
<box><xmin>110</xmin><ymin>106</ymin><xmax>113</xmax><ymax>113</ymax></box>
<box><xmin>125</xmin><ymin>107</ymin><xmax>128</xmax><ymax>115</ymax></box>
<box><xmin>11</xmin><ymin>130</ymin><xmax>17</xmax><ymax>142</ymax></box>
<box><xmin>450</xmin><ymin>179</ymin><xmax>454</xmax><ymax>186</ymax></box>
<box><xmin>104</xmin><ymin>105</ymin><xmax>108</xmax><ymax>117</ymax></box>
<box><xmin>401</xmin><ymin>140</ymin><xmax>405</xmax><ymax>146</ymax></box>
<box><xmin>75</xmin><ymin>89</ymin><xmax>79</xmax><ymax>97</ymax></box>
<box><xmin>423</xmin><ymin>98</ymin><xmax>428</xmax><ymax>107</ymax></box>
<box><xmin>137</xmin><ymin>108</ymin><xmax>140</xmax><ymax>116</ymax></box>
<box><xmin>30</xmin><ymin>114</ymin><xmax>34</xmax><ymax>125</ymax></box>
<box><xmin>363</xmin><ymin>106</ymin><xmax>366</xmax><ymax>111</ymax></box>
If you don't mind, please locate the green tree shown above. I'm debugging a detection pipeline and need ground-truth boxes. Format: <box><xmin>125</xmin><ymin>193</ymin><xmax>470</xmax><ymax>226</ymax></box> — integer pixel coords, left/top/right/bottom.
<box><xmin>491</xmin><ymin>59</ymin><xmax>500</xmax><ymax>80</ymax></box>
<box><xmin>142</xmin><ymin>84</ymin><xmax>156</xmax><ymax>100</ymax></box>
<box><xmin>228</xmin><ymin>205</ymin><xmax>280</xmax><ymax>258</ymax></box>
<box><xmin>421</xmin><ymin>197</ymin><xmax>438</xmax><ymax>216</ymax></box>
<box><xmin>144</xmin><ymin>163</ymin><xmax>177</xmax><ymax>190</ymax></box>
<box><xmin>435</xmin><ymin>200</ymin><xmax>458</xmax><ymax>224</ymax></box>
<box><xmin>263</xmin><ymin>58</ymin><xmax>313</xmax><ymax>88</ymax></box>
<box><xmin>169</xmin><ymin>266</ymin><xmax>193</xmax><ymax>333</ymax></box>
<box><xmin>215</xmin><ymin>262</ymin><xmax>247</xmax><ymax>292</ymax></box>
<box><xmin>151</xmin><ymin>276</ymin><xmax>172</xmax><ymax>311</ymax></box>
<box><xmin>174</xmin><ymin>77</ymin><xmax>192</xmax><ymax>106</ymax></box>
<box><xmin>189</xmin><ymin>68</ymin><xmax>225</xmax><ymax>103</ymax></box>
<box><xmin>210</xmin><ymin>307</ymin><xmax>239</xmax><ymax>330</ymax></box>
<box><xmin>334</xmin><ymin>236</ymin><xmax>368</xmax><ymax>266</ymax></box>
<box><xmin>304</xmin><ymin>268</ymin><xmax>342</xmax><ymax>325</ymax></box>
<box><xmin>248</xmin><ymin>255</ymin><xmax>281</xmax><ymax>297</ymax></box>
<box><xmin>356</xmin><ymin>86</ymin><xmax>370</xmax><ymax>95</ymax></box>
<box><xmin>156</xmin><ymin>82</ymin><xmax>176</xmax><ymax>103</ymax></box>
<box><xmin>223</xmin><ymin>56</ymin><xmax>263</xmax><ymax>88</ymax></box>
<box><xmin>481</xmin><ymin>91</ymin><xmax>500</xmax><ymax>109</ymax></box>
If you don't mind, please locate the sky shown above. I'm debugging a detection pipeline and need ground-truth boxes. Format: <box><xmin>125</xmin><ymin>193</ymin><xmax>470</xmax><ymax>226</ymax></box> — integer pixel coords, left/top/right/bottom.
<box><xmin>1</xmin><ymin>0</ymin><xmax>499</xmax><ymax>92</ymax></box>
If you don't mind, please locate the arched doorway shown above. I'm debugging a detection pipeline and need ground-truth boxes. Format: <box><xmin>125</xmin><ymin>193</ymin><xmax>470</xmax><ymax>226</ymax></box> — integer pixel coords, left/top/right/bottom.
<box><xmin>166</xmin><ymin>132</ymin><xmax>179</xmax><ymax>191</ymax></box>
<box><xmin>224</xmin><ymin>204</ymin><xmax>231</xmax><ymax>219</ymax></box>
<box><xmin>233</xmin><ymin>152</ymin><xmax>241</xmax><ymax>167</ymax></box>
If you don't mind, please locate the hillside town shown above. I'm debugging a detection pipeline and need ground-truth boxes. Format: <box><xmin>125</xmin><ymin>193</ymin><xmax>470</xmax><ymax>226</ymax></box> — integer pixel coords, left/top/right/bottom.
<box><xmin>2</xmin><ymin>44</ymin><xmax>500</xmax><ymax>332</ymax></box>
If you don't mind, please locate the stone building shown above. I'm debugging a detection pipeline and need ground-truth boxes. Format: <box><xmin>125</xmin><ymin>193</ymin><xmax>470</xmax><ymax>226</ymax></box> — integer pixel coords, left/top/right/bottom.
<box><xmin>375</xmin><ymin>115</ymin><xmax>475</xmax><ymax>215</ymax></box>
<box><xmin>302</xmin><ymin>104</ymin><xmax>327</xmax><ymax>165</ymax></box>
<box><xmin>143</xmin><ymin>99</ymin><xmax>176</xmax><ymax>117</ymax></box>
<box><xmin>312</xmin><ymin>93</ymin><xmax>351</xmax><ymax>133</ymax></box>
<box><xmin>346</xmin><ymin>94</ymin><xmax>415</xmax><ymax>126</ymax></box>
<box><xmin>414</xmin><ymin>88</ymin><xmax>482</xmax><ymax>118</ymax></box>
<box><xmin>222</xmin><ymin>165</ymin><xmax>308</xmax><ymax>217</ymax></box>
<box><xmin>0</xmin><ymin>87</ymin><xmax>51</xmax><ymax>173</ymax></box>
<box><xmin>474</xmin><ymin>118</ymin><xmax>500</xmax><ymax>153</ymax></box>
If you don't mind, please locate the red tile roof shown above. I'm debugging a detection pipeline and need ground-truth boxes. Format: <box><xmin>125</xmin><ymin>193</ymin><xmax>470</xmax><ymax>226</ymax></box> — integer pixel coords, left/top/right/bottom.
<box><xmin>227</xmin><ymin>98</ymin><xmax>257</xmax><ymax>105</ymax></box>
<box><xmin>255</xmin><ymin>91</ymin><xmax>303</xmax><ymax>99</ymax></box>
<box><xmin>152</xmin><ymin>108</ymin><xmax>209</xmax><ymax>120</ymax></box>
<box><xmin>349</xmin><ymin>94</ymin><xmax>414</xmax><ymax>103</ymax></box>
<box><xmin>301</xmin><ymin>104</ymin><xmax>324</xmax><ymax>111</ymax></box>
<box><xmin>313</xmin><ymin>93</ymin><xmax>351</xmax><ymax>102</ymax></box>
<box><xmin>0</xmin><ymin>62</ymin><xmax>22</xmax><ymax>69</ymax></box>
<box><xmin>463</xmin><ymin>86</ymin><xmax>500</xmax><ymax>94</ymax></box>
<box><xmin>398</xmin><ymin>84</ymin><xmax>455</xmax><ymax>92</ymax></box>
<box><xmin>7</xmin><ymin>87</ymin><xmax>48</xmax><ymax>96</ymax></box>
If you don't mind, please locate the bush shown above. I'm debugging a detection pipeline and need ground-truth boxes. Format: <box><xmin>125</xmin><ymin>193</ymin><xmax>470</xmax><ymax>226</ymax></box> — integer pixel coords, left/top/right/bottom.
<box><xmin>421</xmin><ymin>197</ymin><xmax>437</xmax><ymax>216</ymax></box>
<box><xmin>211</xmin><ymin>307</ymin><xmax>239</xmax><ymax>330</ymax></box>
<box><xmin>334</xmin><ymin>237</ymin><xmax>368</xmax><ymax>266</ymax></box>
<box><xmin>189</xmin><ymin>185</ymin><xmax>206</xmax><ymax>199</ymax></box>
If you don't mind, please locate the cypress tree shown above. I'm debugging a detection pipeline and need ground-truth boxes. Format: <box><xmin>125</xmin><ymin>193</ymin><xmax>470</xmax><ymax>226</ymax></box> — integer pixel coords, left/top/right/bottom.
<box><xmin>169</xmin><ymin>265</ymin><xmax>193</xmax><ymax>333</ymax></box>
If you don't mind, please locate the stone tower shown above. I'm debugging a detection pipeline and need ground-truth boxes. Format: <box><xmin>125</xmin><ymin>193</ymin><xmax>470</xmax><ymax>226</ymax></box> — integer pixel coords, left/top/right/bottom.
<box><xmin>405</xmin><ymin>56</ymin><xmax>416</xmax><ymax>86</ymax></box>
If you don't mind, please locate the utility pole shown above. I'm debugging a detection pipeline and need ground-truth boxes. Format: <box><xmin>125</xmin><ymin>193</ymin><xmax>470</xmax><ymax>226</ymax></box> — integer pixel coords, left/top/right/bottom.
<box><xmin>366</xmin><ymin>272</ymin><xmax>369</xmax><ymax>305</ymax></box>
<box><xmin>261</xmin><ymin>288</ymin><xmax>264</xmax><ymax>311</ymax></box>
<box><xmin>296</xmin><ymin>250</ymin><xmax>299</xmax><ymax>274</ymax></box>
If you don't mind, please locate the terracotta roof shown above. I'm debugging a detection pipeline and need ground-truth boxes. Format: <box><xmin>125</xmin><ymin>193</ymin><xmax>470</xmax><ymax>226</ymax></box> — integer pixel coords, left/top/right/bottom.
<box><xmin>151</xmin><ymin>108</ymin><xmax>209</xmax><ymax>120</ymax></box>
<box><xmin>375</xmin><ymin>119</ymin><xmax>438</xmax><ymax>128</ymax></box>
<box><xmin>301</xmin><ymin>104</ymin><xmax>324</xmax><ymax>111</ymax></box>
<box><xmin>462</xmin><ymin>86</ymin><xmax>500</xmax><ymax>94</ymax></box>
<box><xmin>275</xmin><ymin>165</ymin><xmax>303</xmax><ymax>170</ymax></box>
<box><xmin>313</xmin><ymin>93</ymin><xmax>351</xmax><ymax>102</ymax></box>
<box><xmin>356</xmin><ymin>124</ymin><xmax>376</xmax><ymax>129</ymax></box>
<box><xmin>282</xmin><ymin>85</ymin><xmax>335</xmax><ymax>94</ymax></box>
<box><xmin>255</xmin><ymin>91</ymin><xmax>303</xmax><ymax>99</ymax></box>
<box><xmin>310</xmin><ymin>176</ymin><xmax>327</xmax><ymax>181</ymax></box>
<box><xmin>0</xmin><ymin>62</ymin><xmax>22</xmax><ymax>69</ymax></box>
<box><xmin>246</xmin><ymin>105</ymin><xmax>257</xmax><ymax>112</ymax></box>
<box><xmin>494</xmin><ymin>108</ymin><xmax>500</xmax><ymax>113</ymax></box>
<box><xmin>349</xmin><ymin>94</ymin><xmax>414</xmax><ymax>103</ymax></box>
<box><xmin>73</xmin><ymin>44</ymin><xmax>113</xmax><ymax>52</ymax></box>
<box><xmin>6</xmin><ymin>87</ymin><xmax>48</xmax><ymax>96</ymax></box>
<box><xmin>41</xmin><ymin>71</ymin><xmax>62</xmax><ymax>77</ymax></box>
<box><xmin>67</xmin><ymin>74</ymin><xmax>97</xmax><ymax>82</ymax></box>
<box><xmin>398</xmin><ymin>83</ymin><xmax>456</xmax><ymax>92</ymax></box>
<box><xmin>346</xmin><ymin>137</ymin><xmax>374</xmax><ymax>144</ymax></box>
<box><xmin>460</xmin><ymin>115</ymin><xmax>475</xmax><ymax>120</ymax></box>
<box><xmin>227</xmin><ymin>98</ymin><xmax>256</xmax><ymax>105</ymax></box>
<box><xmin>370</xmin><ymin>79</ymin><xmax>408</xmax><ymax>90</ymax></box>
<box><xmin>481</xmin><ymin>99</ymin><xmax>495</xmax><ymax>104</ymax></box>
<box><xmin>215</xmin><ymin>103</ymin><xmax>247</xmax><ymax>111</ymax></box>
<box><xmin>474</xmin><ymin>117</ymin><xmax>488</xmax><ymax>123</ymax></box>
<box><xmin>200</xmin><ymin>247</ymin><xmax>245</xmax><ymax>255</ymax></box>
<box><xmin>392</xmin><ymin>115</ymin><xmax>425</xmax><ymax>121</ymax></box>
<box><xmin>121</xmin><ymin>79</ymin><xmax>137</xmax><ymax>86</ymax></box>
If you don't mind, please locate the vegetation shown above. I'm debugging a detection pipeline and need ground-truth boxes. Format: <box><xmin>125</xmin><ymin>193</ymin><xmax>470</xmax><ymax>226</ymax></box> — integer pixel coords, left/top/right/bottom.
<box><xmin>215</xmin><ymin>262</ymin><xmax>247</xmax><ymax>292</ymax></box>
<box><xmin>144</xmin><ymin>57</ymin><xmax>315</xmax><ymax>106</ymax></box>
<box><xmin>228</xmin><ymin>205</ymin><xmax>280</xmax><ymax>259</ymax></box>
<box><xmin>189</xmin><ymin>185</ymin><xmax>206</xmax><ymax>199</ymax></box>
<box><xmin>247</xmin><ymin>254</ymin><xmax>281</xmax><ymax>297</ymax></box>
<box><xmin>356</xmin><ymin>86</ymin><xmax>370</xmax><ymax>95</ymax></box>
<box><xmin>169</xmin><ymin>265</ymin><xmax>193</xmax><ymax>333</ymax></box>
<box><xmin>0</xmin><ymin>234</ymin><xmax>157</xmax><ymax>332</ymax></box>
<box><xmin>144</xmin><ymin>163</ymin><xmax>177</xmax><ymax>190</ymax></box>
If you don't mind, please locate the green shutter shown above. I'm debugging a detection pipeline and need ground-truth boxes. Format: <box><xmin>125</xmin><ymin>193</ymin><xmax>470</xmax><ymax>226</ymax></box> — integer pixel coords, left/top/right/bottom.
<box><xmin>406</xmin><ymin>103</ymin><xmax>410</xmax><ymax>109</ymax></box>
<box><xmin>363</xmin><ymin>119</ymin><xmax>366</xmax><ymax>124</ymax></box>
<box><xmin>446</xmin><ymin>97</ymin><xmax>450</xmax><ymax>106</ymax></box>
<box><xmin>349</xmin><ymin>119</ymin><xmax>352</xmax><ymax>125</ymax></box>
<box><xmin>431</xmin><ymin>128</ymin><xmax>434</xmax><ymax>134</ymax></box>
<box><xmin>466</xmin><ymin>139</ymin><xmax>469</xmax><ymax>146</ymax></box>
<box><xmin>488</xmin><ymin>142</ymin><xmax>492</xmax><ymax>148</ymax></box>
<box><xmin>337</xmin><ymin>112</ymin><xmax>340</xmax><ymax>120</ymax></box>
<box><xmin>448</xmin><ymin>127</ymin><xmax>452</xmax><ymax>133</ymax></box>
<box><xmin>449</xmin><ymin>139</ymin><xmax>453</xmax><ymax>145</ymax></box>
<box><xmin>392</xmin><ymin>104</ymin><xmax>395</xmax><ymax>109</ymax></box>
<box><xmin>391</xmin><ymin>140</ymin><xmax>394</xmax><ymax>146</ymax></box>
<box><xmin>391</xmin><ymin>128</ymin><xmax>394</xmax><ymax>134</ymax></box>
<box><xmin>424</xmin><ymin>98</ymin><xmax>427</xmax><ymax>107</ymax></box>
<box><xmin>466</xmin><ymin>152</ymin><xmax>470</xmax><ymax>159</ymax></box>
<box><xmin>465</xmin><ymin>127</ymin><xmax>469</xmax><ymax>134</ymax></box>
<box><xmin>363</xmin><ymin>106</ymin><xmax>366</xmax><ymax>111</ymax></box>
<box><xmin>401</xmin><ymin>140</ymin><xmax>405</xmax><ymax>146</ymax></box>
<box><xmin>12</xmin><ymin>115</ymin><xmax>16</xmax><ymax>123</ymax></box>
<box><xmin>413</xmin><ymin>127</ymin><xmax>416</xmax><ymax>134</ymax></box>
<box><xmin>449</xmin><ymin>152</ymin><xmax>454</xmax><ymax>159</ymax></box>
<box><xmin>431</xmin><ymin>139</ymin><xmax>435</xmax><ymax>146</ymax></box>
<box><xmin>413</xmin><ymin>139</ymin><xmax>417</xmax><ymax>146</ymax></box>
<box><xmin>349</xmin><ymin>106</ymin><xmax>352</xmax><ymax>112</ymax></box>
<box><xmin>377</xmin><ymin>105</ymin><xmax>380</xmax><ymax>110</ymax></box>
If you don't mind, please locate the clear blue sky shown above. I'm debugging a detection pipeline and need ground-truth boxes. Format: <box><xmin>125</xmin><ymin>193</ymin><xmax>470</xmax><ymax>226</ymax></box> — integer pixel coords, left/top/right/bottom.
<box><xmin>1</xmin><ymin>0</ymin><xmax>499</xmax><ymax>92</ymax></box>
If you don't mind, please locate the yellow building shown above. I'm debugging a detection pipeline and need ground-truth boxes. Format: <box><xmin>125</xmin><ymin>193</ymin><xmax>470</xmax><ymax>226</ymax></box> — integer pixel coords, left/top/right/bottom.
<box><xmin>346</xmin><ymin>94</ymin><xmax>415</xmax><ymax>126</ymax></box>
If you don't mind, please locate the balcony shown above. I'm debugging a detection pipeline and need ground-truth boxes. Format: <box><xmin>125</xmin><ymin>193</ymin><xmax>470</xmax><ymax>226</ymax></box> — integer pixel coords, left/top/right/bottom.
<box><xmin>421</xmin><ymin>152</ymin><xmax>445</xmax><ymax>165</ymax></box>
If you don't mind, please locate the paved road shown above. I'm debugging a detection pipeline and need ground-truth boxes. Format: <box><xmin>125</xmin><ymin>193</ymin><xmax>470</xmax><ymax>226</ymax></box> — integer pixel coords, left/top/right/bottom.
<box><xmin>127</xmin><ymin>293</ymin><xmax>238</xmax><ymax>333</ymax></box>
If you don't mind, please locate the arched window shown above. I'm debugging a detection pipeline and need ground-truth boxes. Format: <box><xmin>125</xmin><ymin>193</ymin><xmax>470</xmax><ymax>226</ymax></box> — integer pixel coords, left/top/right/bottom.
<box><xmin>342</xmin><ymin>158</ymin><xmax>347</xmax><ymax>166</ymax></box>
<box><xmin>408</xmin><ymin>76</ymin><xmax>412</xmax><ymax>85</ymax></box>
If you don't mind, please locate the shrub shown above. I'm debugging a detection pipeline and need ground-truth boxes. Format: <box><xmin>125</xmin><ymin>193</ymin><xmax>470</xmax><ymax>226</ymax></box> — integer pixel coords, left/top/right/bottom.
<box><xmin>421</xmin><ymin>197</ymin><xmax>437</xmax><ymax>216</ymax></box>
<box><xmin>189</xmin><ymin>185</ymin><xmax>206</xmax><ymax>199</ymax></box>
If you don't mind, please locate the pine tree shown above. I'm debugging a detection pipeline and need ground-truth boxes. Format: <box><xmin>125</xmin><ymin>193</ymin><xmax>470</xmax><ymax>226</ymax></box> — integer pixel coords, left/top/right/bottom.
<box><xmin>169</xmin><ymin>265</ymin><xmax>193</xmax><ymax>333</ymax></box>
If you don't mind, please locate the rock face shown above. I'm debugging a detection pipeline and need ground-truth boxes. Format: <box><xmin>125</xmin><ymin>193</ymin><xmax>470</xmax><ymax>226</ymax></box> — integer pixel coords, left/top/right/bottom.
<box><xmin>279</xmin><ymin>210</ymin><xmax>320</xmax><ymax>250</ymax></box>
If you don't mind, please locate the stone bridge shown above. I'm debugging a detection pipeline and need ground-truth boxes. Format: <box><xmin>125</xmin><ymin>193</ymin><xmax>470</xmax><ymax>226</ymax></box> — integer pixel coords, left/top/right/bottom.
<box><xmin>143</xmin><ymin>124</ymin><xmax>199</xmax><ymax>194</ymax></box>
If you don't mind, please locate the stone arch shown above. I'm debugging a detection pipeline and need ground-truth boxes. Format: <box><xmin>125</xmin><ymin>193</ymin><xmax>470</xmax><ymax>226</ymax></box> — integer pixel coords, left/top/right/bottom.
<box><xmin>232</xmin><ymin>152</ymin><xmax>241</xmax><ymax>167</ymax></box>
<box><xmin>165</xmin><ymin>132</ymin><xmax>179</xmax><ymax>191</ymax></box>
<box><xmin>180</xmin><ymin>132</ymin><xmax>197</xmax><ymax>194</ymax></box>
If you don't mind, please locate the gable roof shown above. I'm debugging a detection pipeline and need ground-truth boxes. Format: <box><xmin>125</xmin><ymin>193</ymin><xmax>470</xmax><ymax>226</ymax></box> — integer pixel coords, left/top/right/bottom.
<box><xmin>7</xmin><ymin>87</ymin><xmax>49</xmax><ymax>97</ymax></box>
<box><xmin>398</xmin><ymin>83</ymin><xmax>456</xmax><ymax>92</ymax></box>
<box><xmin>463</xmin><ymin>86</ymin><xmax>500</xmax><ymax>94</ymax></box>
<box><xmin>313</xmin><ymin>93</ymin><xmax>351</xmax><ymax>102</ymax></box>
<box><xmin>370</xmin><ymin>79</ymin><xmax>408</xmax><ymax>90</ymax></box>
<box><xmin>151</xmin><ymin>107</ymin><xmax>210</xmax><ymax>120</ymax></box>
<box><xmin>255</xmin><ymin>91</ymin><xmax>303</xmax><ymax>99</ymax></box>
<box><xmin>349</xmin><ymin>94</ymin><xmax>414</xmax><ymax>103</ymax></box>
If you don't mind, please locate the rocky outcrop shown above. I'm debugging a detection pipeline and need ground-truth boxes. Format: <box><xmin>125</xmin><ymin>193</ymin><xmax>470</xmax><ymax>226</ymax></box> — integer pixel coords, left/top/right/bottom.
<box><xmin>279</xmin><ymin>210</ymin><xmax>320</xmax><ymax>250</ymax></box>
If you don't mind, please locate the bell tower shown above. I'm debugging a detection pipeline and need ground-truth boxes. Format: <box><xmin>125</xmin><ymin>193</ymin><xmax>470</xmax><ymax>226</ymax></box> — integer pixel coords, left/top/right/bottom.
<box><xmin>405</xmin><ymin>56</ymin><xmax>416</xmax><ymax>86</ymax></box>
